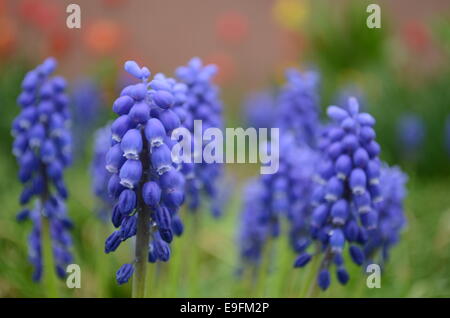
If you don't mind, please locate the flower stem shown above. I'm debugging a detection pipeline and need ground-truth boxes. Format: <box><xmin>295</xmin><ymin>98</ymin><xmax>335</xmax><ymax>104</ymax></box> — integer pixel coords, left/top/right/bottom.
<box><xmin>132</xmin><ymin>204</ymin><xmax>151</xmax><ymax>298</ymax></box>
<box><xmin>40</xmin><ymin>168</ymin><xmax>58</xmax><ymax>298</ymax></box>
<box><xmin>42</xmin><ymin>217</ymin><xmax>58</xmax><ymax>297</ymax></box>
<box><xmin>132</xmin><ymin>129</ymin><xmax>152</xmax><ymax>298</ymax></box>
<box><xmin>300</xmin><ymin>245</ymin><xmax>322</xmax><ymax>298</ymax></box>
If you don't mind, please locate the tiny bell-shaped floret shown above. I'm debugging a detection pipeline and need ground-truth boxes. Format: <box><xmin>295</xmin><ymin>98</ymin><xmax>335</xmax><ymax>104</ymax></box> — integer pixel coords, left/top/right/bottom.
<box><xmin>113</xmin><ymin>96</ymin><xmax>134</xmax><ymax>115</ymax></box>
<box><xmin>118</xmin><ymin>189</ymin><xmax>137</xmax><ymax>215</ymax></box>
<box><xmin>106</xmin><ymin>144</ymin><xmax>125</xmax><ymax>173</ymax></box>
<box><xmin>129</xmin><ymin>102</ymin><xmax>150</xmax><ymax>124</ymax></box>
<box><xmin>105</xmin><ymin>230</ymin><xmax>122</xmax><ymax>253</ymax></box>
<box><xmin>335</xmin><ymin>154</ymin><xmax>352</xmax><ymax>180</ymax></box>
<box><xmin>294</xmin><ymin>253</ymin><xmax>312</xmax><ymax>268</ymax></box>
<box><xmin>145</xmin><ymin>118</ymin><xmax>166</xmax><ymax>148</ymax></box>
<box><xmin>119</xmin><ymin>159</ymin><xmax>142</xmax><ymax>189</ymax></box>
<box><xmin>349</xmin><ymin>168</ymin><xmax>367</xmax><ymax>195</ymax></box>
<box><xmin>121</xmin><ymin>129</ymin><xmax>143</xmax><ymax>160</ymax></box>
<box><xmin>330</xmin><ymin>199</ymin><xmax>349</xmax><ymax>225</ymax></box>
<box><xmin>158</xmin><ymin>109</ymin><xmax>181</xmax><ymax>132</ymax></box>
<box><xmin>330</xmin><ymin>228</ymin><xmax>345</xmax><ymax>252</ymax></box>
<box><xmin>318</xmin><ymin>269</ymin><xmax>331</xmax><ymax>290</ymax></box>
<box><xmin>116</xmin><ymin>263</ymin><xmax>134</xmax><ymax>285</ymax></box>
<box><xmin>142</xmin><ymin>181</ymin><xmax>161</xmax><ymax>208</ymax></box>
<box><xmin>120</xmin><ymin>215</ymin><xmax>137</xmax><ymax>239</ymax></box>
<box><xmin>151</xmin><ymin>144</ymin><xmax>172</xmax><ymax>175</ymax></box>
<box><xmin>111</xmin><ymin>115</ymin><xmax>132</xmax><ymax>142</ymax></box>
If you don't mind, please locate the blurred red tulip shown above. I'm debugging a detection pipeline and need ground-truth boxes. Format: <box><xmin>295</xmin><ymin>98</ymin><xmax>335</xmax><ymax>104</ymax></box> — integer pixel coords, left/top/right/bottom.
<box><xmin>0</xmin><ymin>16</ymin><xmax>16</xmax><ymax>58</ymax></box>
<box><xmin>402</xmin><ymin>20</ymin><xmax>431</xmax><ymax>53</ymax></box>
<box><xmin>19</xmin><ymin>0</ymin><xmax>61</xmax><ymax>33</ymax></box>
<box><xmin>216</xmin><ymin>11</ymin><xmax>249</xmax><ymax>45</ymax></box>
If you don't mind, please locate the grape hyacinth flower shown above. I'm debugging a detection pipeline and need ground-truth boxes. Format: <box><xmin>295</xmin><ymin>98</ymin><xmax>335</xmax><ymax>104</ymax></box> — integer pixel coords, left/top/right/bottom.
<box><xmin>12</xmin><ymin>57</ymin><xmax>74</xmax><ymax>281</ymax></box>
<box><xmin>105</xmin><ymin>61</ymin><xmax>186</xmax><ymax>297</ymax></box>
<box><xmin>238</xmin><ymin>179</ymin><xmax>272</xmax><ymax>266</ymax></box>
<box><xmin>175</xmin><ymin>57</ymin><xmax>224</xmax><ymax>217</ymax></box>
<box><xmin>243</xmin><ymin>91</ymin><xmax>277</xmax><ymax>130</ymax></box>
<box><xmin>238</xmin><ymin>69</ymin><xmax>321</xmax><ymax>267</ymax></box>
<box><xmin>397</xmin><ymin>113</ymin><xmax>425</xmax><ymax>158</ymax></box>
<box><xmin>277</xmin><ymin>68</ymin><xmax>320</xmax><ymax>147</ymax></box>
<box><xmin>91</xmin><ymin>123</ymin><xmax>113</xmax><ymax>220</ymax></box>
<box><xmin>364</xmin><ymin>165</ymin><xmax>407</xmax><ymax>265</ymax></box>
<box><xmin>294</xmin><ymin>97</ymin><xmax>382</xmax><ymax>291</ymax></box>
<box><xmin>71</xmin><ymin>79</ymin><xmax>103</xmax><ymax>157</ymax></box>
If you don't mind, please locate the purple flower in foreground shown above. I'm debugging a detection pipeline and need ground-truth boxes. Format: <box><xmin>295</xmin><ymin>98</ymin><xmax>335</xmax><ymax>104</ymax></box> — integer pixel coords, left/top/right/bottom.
<box><xmin>105</xmin><ymin>60</ymin><xmax>186</xmax><ymax>286</ymax></box>
<box><xmin>13</xmin><ymin>57</ymin><xmax>73</xmax><ymax>281</ymax></box>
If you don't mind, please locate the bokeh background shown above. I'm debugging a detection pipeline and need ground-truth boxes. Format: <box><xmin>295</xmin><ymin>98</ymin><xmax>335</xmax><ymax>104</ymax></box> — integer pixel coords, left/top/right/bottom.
<box><xmin>0</xmin><ymin>0</ymin><xmax>450</xmax><ymax>297</ymax></box>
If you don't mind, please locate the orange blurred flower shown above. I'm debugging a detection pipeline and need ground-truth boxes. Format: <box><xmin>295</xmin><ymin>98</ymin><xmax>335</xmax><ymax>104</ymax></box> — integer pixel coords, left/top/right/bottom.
<box><xmin>0</xmin><ymin>16</ymin><xmax>16</xmax><ymax>57</ymax></box>
<box><xmin>47</xmin><ymin>30</ymin><xmax>72</xmax><ymax>58</ymax></box>
<box><xmin>216</xmin><ymin>11</ymin><xmax>249</xmax><ymax>45</ymax></box>
<box><xmin>84</xmin><ymin>20</ymin><xmax>123</xmax><ymax>56</ymax></box>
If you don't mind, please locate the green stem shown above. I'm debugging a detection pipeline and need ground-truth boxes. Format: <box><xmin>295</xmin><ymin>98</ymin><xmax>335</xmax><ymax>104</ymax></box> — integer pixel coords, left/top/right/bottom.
<box><xmin>132</xmin><ymin>205</ymin><xmax>151</xmax><ymax>298</ymax></box>
<box><xmin>300</xmin><ymin>249</ymin><xmax>322</xmax><ymax>298</ymax></box>
<box><xmin>132</xmin><ymin>130</ymin><xmax>152</xmax><ymax>298</ymax></box>
<box><xmin>40</xmin><ymin>164</ymin><xmax>58</xmax><ymax>298</ymax></box>
<box><xmin>256</xmin><ymin>238</ymin><xmax>274</xmax><ymax>297</ymax></box>
<box><xmin>42</xmin><ymin>214</ymin><xmax>58</xmax><ymax>297</ymax></box>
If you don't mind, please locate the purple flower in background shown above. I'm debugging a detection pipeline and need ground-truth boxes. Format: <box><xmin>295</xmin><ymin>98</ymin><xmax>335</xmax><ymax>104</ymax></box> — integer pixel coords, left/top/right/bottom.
<box><xmin>364</xmin><ymin>165</ymin><xmax>407</xmax><ymax>265</ymax></box>
<box><xmin>238</xmin><ymin>180</ymin><xmax>271</xmax><ymax>265</ymax></box>
<box><xmin>243</xmin><ymin>91</ymin><xmax>277</xmax><ymax>130</ymax></box>
<box><xmin>238</xmin><ymin>69</ymin><xmax>321</xmax><ymax>266</ymax></box>
<box><xmin>295</xmin><ymin>97</ymin><xmax>382</xmax><ymax>290</ymax></box>
<box><xmin>397</xmin><ymin>113</ymin><xmax>425</xmax><ymax>156</ymax></box>
<box><xmin>91</xmin><ymin>123</ymin><xmax>113</xmax><ymax>220</ymax></box>
<box><xmin>176</xmin><ymin>57</ymin><xmax>224</xmax><ymax>217</ymax></box>
<box><xmin>71</xmin><ymin>79</ymin><xmax>103</xmax><ymax>157</ymax></box>
<box><xmin>335</xmin><ymin>85</ymin><xmax>366</xmax><ymax>111</ymax></box>
<box><xmin>12</xmin><ymin>58</ymin><xmax>74</xmax><ymax>281</ymax></box>
<box><xmin>105</xmin><ymin>60</ymin><xmax>186</xmax><ymax>288</ymax></box>
<box><xmin>277</xmin><ymin>68</ymin><xmax>320</xmax><ymax>147</ymax></box>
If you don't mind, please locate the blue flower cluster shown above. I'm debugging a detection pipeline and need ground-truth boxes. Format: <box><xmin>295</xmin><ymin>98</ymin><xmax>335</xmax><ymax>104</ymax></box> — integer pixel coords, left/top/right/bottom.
<box><xmin>105</xmin><ymin>61</ymin><xmax>187</xmax><ymax>285</ymax></box>
<box><xmin>397</xmin><ymin>113</ymin><xmax>425</xmax><ymax>157</ymax></box>
<box><xmin>243</xmin><ymin>91</ymin><xmax>277</xmax><ymax>130</ymax></box>
<box><xmin>295</xmin><ymin>97</ymin><xmax>382</xmax><ymax>290</ymax></box>
<box><xmin>71</xmin><ymin>79</ymin><xmax>103</xmax><ymax>156</ymax></box>
<box><xmin>12</xmin><ymin>58</ymin><xmax>74</xmax><ymax>281</ymax></box>
<box><xmin>238</xmin><ymin>179</ymin><xmax>271</xmax><ymax>265</ymax></box>
<box><xmin>176</xmin><ymin>57</ymin><xmax>224</xmax><ymax>217</ymax></box>
<box><xmin>238</xmin><ymin>69</ymin><xmax>321</xmax><ymax>265</ymax></box>
<box><xmin>364</xmin><ymin>165</ymin><xmax>407</xmax><ymax>265</ymax></box>
<box><xmin>277</xmin><ymin>69</ymin><xmax>320</xmax><ymax>147</ymax></box>
<box><xmin>91</xmin><ymin>123</ymin><xmax>113</xmax><ymax>220</ymax></box>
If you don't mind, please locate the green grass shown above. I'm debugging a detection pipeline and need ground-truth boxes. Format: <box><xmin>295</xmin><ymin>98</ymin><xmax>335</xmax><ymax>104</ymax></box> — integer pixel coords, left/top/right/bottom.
<box><xmin>0</xmin><ymin>153</ymin><xmax>449</xmax><ymax>297</ymax></box>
